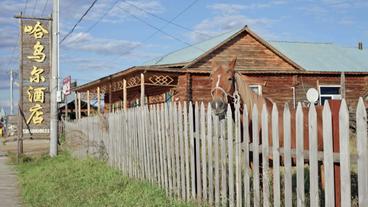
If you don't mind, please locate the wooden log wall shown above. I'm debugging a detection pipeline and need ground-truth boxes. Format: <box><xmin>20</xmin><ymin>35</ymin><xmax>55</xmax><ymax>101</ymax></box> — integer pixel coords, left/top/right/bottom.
<box><xmin>176</xmin><ymin>73</ymin><xmax>368</xmax><ymax>111</ymax></box>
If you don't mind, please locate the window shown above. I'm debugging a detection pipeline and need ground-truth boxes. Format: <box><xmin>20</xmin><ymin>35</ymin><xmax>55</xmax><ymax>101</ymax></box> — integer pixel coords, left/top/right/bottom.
<box><xmin>249</xmin><ymin>85</ymin><xmax>262</xmax><ymax>95</ymax></box>
<box><xmin>319</xmin><ymin>85</ymin><xmax>341</xmax><ymax>105</ymax></box>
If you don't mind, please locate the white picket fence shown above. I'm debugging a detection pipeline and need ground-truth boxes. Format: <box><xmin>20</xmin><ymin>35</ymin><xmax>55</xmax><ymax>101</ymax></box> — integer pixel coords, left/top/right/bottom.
<box><xmin>65</xmin><ymin>98</ymin><xmax>368</xmax><ymax>207</ymax></box>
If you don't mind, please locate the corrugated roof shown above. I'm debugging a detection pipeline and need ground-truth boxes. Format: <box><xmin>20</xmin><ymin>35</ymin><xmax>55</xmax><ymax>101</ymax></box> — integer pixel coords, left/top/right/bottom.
<box><xmin>141</xmin><ymin>29</ymin><xmax>239</xmax><ymax>66</ymax></box>
<box><xmin>269</xmin><ymin>41</ymin><xmax>368</xmax><ymax>72</ymax></box>
<box><xmin>141</xmin><ymin>27</ymin><xmax>368</xmax><ymax>72</ymax></box>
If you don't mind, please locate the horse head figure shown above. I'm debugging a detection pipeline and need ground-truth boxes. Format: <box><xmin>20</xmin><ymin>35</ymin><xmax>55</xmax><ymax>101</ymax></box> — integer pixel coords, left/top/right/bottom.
<box><xmin>210</xmin><ymin>57</ymin><xmax>237</xmax><ymax>119</ymax></box>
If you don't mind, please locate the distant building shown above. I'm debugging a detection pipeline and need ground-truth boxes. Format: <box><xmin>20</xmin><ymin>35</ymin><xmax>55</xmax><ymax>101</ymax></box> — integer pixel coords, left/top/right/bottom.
<box><xmin>74</xmin><ymin>26</ymin><xmax>368</xmax><ymax>112</ymax></box>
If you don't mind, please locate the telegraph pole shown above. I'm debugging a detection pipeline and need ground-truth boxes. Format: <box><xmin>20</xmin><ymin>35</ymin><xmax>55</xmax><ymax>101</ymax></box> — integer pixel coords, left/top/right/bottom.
<box><xmin>50</xmin><ymin>0</ymin><xmax>59</xmax><ymax>157</ymax></box>
<box><xmin>9</xmin><ymin>69</ymin><xmax>14</xmax><ymax>115</ymax></box>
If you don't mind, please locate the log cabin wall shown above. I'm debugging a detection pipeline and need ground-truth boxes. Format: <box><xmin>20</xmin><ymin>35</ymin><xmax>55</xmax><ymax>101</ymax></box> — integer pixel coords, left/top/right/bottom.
<box><xmin>177</xmin><ymin>72</ymin><xmax>368</xmax><ymax>110</ymax></box>
<box><xmin>189</xmin><ymin>31</ymin><xmax>298</xmax><ymax>71</ymax></box>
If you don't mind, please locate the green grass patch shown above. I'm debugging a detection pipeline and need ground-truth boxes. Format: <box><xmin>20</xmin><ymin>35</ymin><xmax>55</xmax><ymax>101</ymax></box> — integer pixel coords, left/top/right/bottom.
<box><xmin>16</xmin><ymin>152</ymin><xmax>199</xmax><ymax>207</ymax></box>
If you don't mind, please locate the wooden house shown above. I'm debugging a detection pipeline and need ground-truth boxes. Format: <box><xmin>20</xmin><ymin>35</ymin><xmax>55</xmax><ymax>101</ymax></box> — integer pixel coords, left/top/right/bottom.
<box><xmin>74</xmin><ymin>26</ymin><xmax>368</xmax><ymax>114</ymax></box>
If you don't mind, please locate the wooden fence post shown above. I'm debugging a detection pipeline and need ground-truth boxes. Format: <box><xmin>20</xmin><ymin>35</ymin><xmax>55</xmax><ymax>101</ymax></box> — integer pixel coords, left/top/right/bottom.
<box><xmin>296</xmin><ymin>102</ymin><xmax>304</xmax><ymax>207</ymax></box>
<box><xmin>261</xmin><ymin>104</ymin><xmax>270</xmax><ymax>207</ymax></box>
<box><xmin>356</xmin><ymin>98</ymin><xmax>368</xmax><ymax>206</ymax></box>
<box><xmin>283</xmin><ymin>104</ymin><xmax>292</xmax><ymax>207</ymax></box>
<box><xmin>309</xmin><ymin>104</ymin><xmax>319</xmax><ymax>206</ymax></box>
<box><xmin>141</xmin><ymin>73</ymin><xmax>144</xmax><ymax>106</ymax></box>
<box><xmin>339</xmin><ymin>99</ymin><xmax>351</xmax><ymax>207</ymax></box>
<box><xmin>97</xmin><ymin>87</ymin><xmax>100</xmax><ymax>114</ymax></box>
<box><xmin>123</xmin><ymin>79</ymin><xmax>127</xmax><ymax>110</ymax></box>
<box><xmin>323</xmin><ymin>101</ymin><xmax>335</xmax><ymax>207</ymax></box>
<box><xmin>87</xmin><ymin>90</ymin><xmax>90</xmax><ymax>116</ymax></box>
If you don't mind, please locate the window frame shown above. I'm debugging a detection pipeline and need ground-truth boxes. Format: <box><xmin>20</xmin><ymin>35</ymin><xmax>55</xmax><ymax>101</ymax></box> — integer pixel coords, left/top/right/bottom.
<box><xmin>318</xmin><ymin>84</ymin><xmax>342</xmax><ymax>105</ymax></box>
<box><xmin>249</xmin><ymin>84</ymin><xmax>262</xmax><ymax>95</ymax></box>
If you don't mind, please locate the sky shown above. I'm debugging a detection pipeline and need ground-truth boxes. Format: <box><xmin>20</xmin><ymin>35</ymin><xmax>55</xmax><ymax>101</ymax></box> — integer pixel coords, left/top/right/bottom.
<box><xmin>0</xmin><ymin>0</ymin><xmax>368</xmax><ymax>114</ymax></box>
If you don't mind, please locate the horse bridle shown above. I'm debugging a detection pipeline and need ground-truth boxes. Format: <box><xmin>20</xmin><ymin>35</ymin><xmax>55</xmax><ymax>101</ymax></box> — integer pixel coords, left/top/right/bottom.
<box><xmin>210</xmin><ymin>74</ymin><xmax>240</xmax><ymax>107</ymax></box>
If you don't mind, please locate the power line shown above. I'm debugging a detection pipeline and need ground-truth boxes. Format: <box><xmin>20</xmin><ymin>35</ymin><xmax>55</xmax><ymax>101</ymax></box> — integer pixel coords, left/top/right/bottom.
<box><xmin>23</xmin><ymin>0</ymin><xmax>29</xmax><ymax>15</ymax></box>
<box><xmin>66</xmin><ymin>0</ymin><xmax>121</xmax><ymax>44</ymax></box>
<box><xmin>32</xmin><ymin>0</ymin><xmax>39</xmax><ymax>17</ymax></box>
<box><xmin>60</xmin><ymin>0</ymin><xmax>99</xmax><ymax>44</ymax></box>
<box><xmin>123</xmin><ymin>0</ymin><xmax>211</xmax><ymax>38</ymax></box>
<box><xmin>117</xmin><ymin>5</ymin><xmax>205</xmax><ymax>52</ymax></box>
<box><xmin>41</xmin><ymin>0</ymin><xmax>50</xmax><ymax>17</ymax></box>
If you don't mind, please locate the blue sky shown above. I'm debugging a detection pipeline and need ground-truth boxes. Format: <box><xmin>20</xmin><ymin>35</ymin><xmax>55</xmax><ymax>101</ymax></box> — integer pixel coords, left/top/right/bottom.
<box><xmin>1</xmin><ymin>0</ymin><xmax>368</xmax><ymax>114</ymax></box>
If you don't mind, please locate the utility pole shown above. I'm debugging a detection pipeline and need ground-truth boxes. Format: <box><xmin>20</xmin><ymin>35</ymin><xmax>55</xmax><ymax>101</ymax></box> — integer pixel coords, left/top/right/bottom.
<box><xmin>9</xmin><ymin>69</ymin><xmax>14</xmax><ymax>115</ymax></box>
<box><xmin>50</xmin><ymin>0</ymin><xmax>59</xmax><ymax>157</ymax></box>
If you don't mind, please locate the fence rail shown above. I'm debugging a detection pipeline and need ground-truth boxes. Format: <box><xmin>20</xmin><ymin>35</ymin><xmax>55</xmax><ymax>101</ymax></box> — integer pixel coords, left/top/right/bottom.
<box><xmin>65</xmin><ymin>98</ymin><xmax>368</xmax><ymax>207</ymax></box>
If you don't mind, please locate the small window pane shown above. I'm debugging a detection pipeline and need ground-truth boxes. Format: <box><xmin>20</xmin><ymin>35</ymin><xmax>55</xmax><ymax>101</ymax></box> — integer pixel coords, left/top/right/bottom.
<box><xmin>249</xmin><ymin>86</ymin><xmax>261</xmax><ymax>95</ymax></box>
<box><xmin>321</xmin><ymin>96</ymin><xmax>331</xmax><ymax>105</ymax></box>
<box><xmin>320</xmin><ymin>87</ymin><xmax>340</xmax><ymax>95</ymax></box>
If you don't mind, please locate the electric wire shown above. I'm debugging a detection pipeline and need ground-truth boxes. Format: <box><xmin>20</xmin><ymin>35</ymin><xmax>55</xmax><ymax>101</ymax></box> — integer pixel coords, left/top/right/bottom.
<box><xmin>123</xmin><ymin>0</ymin><xmax>210</xmax><ymax>38</ymax></box>
<box><xmin>117</xmin><ymin>4</ymin><xmax>205</xmax><ymax>52</ymax></box>
<box><xmin>32</xmin><ymin>0</ymin><xmax>39</xmax><ymax>17</ymax></box>
<box><xmin>41</xmin><ymin>0</ymin><xmax>50</xmax><ymax>17</ymax></box>
<box><xmin>60</xmin><ymin>0</ymin><xmax>99</xmax><ymax>44</ymax></box>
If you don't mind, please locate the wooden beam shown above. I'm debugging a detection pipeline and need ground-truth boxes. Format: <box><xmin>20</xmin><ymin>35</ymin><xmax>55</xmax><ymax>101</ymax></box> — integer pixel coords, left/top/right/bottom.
<box><xmin>97</xmin><ymin>87</ymin><xmax>100</xmax><ymax>114</ymax></box>
<box><xmin>123</xmin><ymin>79</ymin><xmax>127</xmax><ymax>110</ymax></box>
<box><xmin>87</xmin><ymin>90</ymin><xmax>90</xmax><ymax>116</ymax></box>
<box><xmin>141</xmin><ymin>73</ymin><xmax>145</xmax><ymax>106</ymax></box>
<box><xmin>109</xmin><ymin>83</ymin><xmax>112</xmax><ymax>112</ymax></box>
<box><xmin>77</xmin><ymin>92</ymin><xmax>81</xmax><ymax>119</ymax></box>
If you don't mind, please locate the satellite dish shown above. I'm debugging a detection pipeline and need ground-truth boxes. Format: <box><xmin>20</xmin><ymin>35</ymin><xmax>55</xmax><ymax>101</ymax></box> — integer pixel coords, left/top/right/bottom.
<box><xmin>306</xmin><ymin>88</ymin><xmax>319</xmax><ymax>103</ymax></box>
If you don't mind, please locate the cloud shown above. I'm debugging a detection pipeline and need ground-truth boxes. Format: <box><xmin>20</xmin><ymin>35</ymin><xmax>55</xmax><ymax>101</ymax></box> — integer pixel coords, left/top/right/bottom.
<box><xmin>62</xmin><ymin>32</ymin><xmax>142</xmax><ymax>56</ymax></box>
<box><xmin>191</xmin><ymin>3</ymin><xmax>275</xmax><ymax>42</ymax></box>
<box><xmin>208</xmin><ymin>1</ymin><xmax>288</xmax><ymax>15</ymax></box>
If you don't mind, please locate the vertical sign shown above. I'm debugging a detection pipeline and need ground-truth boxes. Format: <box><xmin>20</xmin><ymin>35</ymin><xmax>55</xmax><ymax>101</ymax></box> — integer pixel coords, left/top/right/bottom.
<box><xmin>21</xmin><ymin>19</ymin><xmax>51</xmax><ymax>136</ymax></box>
<box><xmin>63</xmin><ymin>76</ymin><xmax>71</xmax><ymax>96</ymax></box>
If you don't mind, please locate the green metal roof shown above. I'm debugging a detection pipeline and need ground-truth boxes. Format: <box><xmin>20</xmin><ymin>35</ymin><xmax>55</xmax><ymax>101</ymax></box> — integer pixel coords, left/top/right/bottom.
<box><xmin>141</xmin><ymin>27</ymin><xmax>368</xmax><ymax>72</ymax></box>
<box><xmin>141</xmin><ymin>29</ymin><xmax>239</xmax><ymax>66</ymax></box>
<box><xmin>269</xmin><ymin>41</ymin><xmax>368</xmax><ymax>72</ymax></box>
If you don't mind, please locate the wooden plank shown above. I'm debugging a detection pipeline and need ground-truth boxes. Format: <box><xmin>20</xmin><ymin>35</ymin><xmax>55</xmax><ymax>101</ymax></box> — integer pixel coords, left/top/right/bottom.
<box><xmin>220</xmin><ymin>118</ymin><xmax>227</xmax><ymax>207</ymax></box>
<box><xmin>183</xmin><ymin>102</ymin><xmax>190</xmax><ymax>200</ymax></box>
<box><xmin>243</xmin><ymin>105</ymin><xmax>250</xmax><ymax>207</ymax></box>
<box><xmin>296</xmin><ymin>102</ymin><xmax>305</xmax><ymax>207</ymax></box>
<box><xmin>174</xmin><ymin>102</ymin><xmax>181</xmax><ymax>196</ymax></box>
<box><xmin>261</xmin><ymin>104</ymin><xmax>270</xmax><ymax>207</ymax></box>
<box><xmin>213</xmin><ymin>114</ymin><xmax>220</xmax><ymax>206</ymax></box>
<box><xmin>78</xmin><ymin>92</ymin><xmax>81</xmax><ymax>119</ymax></box>
<box><xmin>123</xmin><ymin>79</ymin><xmax>127</xmax><ymax>110</ymax></box>
<box><xmin>151</xmin><ymin>105</ymin><xmax>158</xmax><ymax>183</ymax></box>
<box><xmin>227</xmin><ymin>104</ymin><xmax>234</xmax><ymax>207</ymax></box>
<box><xmin>189</xmin><ymin>102</ymin><xmax>196</xmax><ymax>199</ymax></box>
<box><xmin>356</xmin><ymin>98</ymin><xmax>368</xmax><ymax>207</ymax></box>
<box><xmin>146</xmin><ymin>106</ymin><xmax>152</xmax><ymax>182</ymax></box>
<box><xmin>308</xmin><ymin>103</ymin><xmax>319</xmax><ymax>207</ymax></box>
<box><xmin>201</xmin><ymin>102</ymin><xmax>207</xmax><ymax>201</ymax></box>
<box><xmin>161</xmin><ymin>104</ymin><xmax>169</xmax><ymax>193</ymax></box>
<box><xmin>207</xmin><ymin>103</ymin><xmax>213</xmax><ymax>205</ymax></box>
<box><xmin>87</xmin><ymin>90</ymin><xmax>90</xmax><ymax>116</ymax></box>
<box><xmin>235</xmin><ymin>103</ymin><xmax>242</xmax><ymax>207</ymax></box>
<box><xmin>140</xmin><ymin>73</ymin><xmax>144</xmax><ymax>105</ymax></box>
<box><xmin>252</xmin><ymin>104</ymin><xmax>260</xmax><ymax>207</ymax></box>
<box><xmin>339</xmin><ymin>99</ymin><xmax>351</xmax><ymax>207</ymax></box>
<box><xmin>195</xmin><ymin>102</ymin><xmax>202</xmax><ymax>200</ymax></box>
<box><xmin>97</xmin><ymin>87</ymin><xmax>100</xmax><ymax>113</ymax></box>
<box><xmin>323</xmin><ymin>102</ymin><xmax>335</xmax><ymax>207</ymax></box>
<box><xmin>165</xmin><ymin>103</ymin><xmax>173</xmax><ymax>194</ymax></box>
<box><xmin>179</xmin><ymin>102</ymin><xmax>186</xmax><ymax>199</ymax></box>
<box><xmin>272</xmin><ymin>104</ymin><xmax>280</xmax><ymax>207</ymax></box>
<box><xmin>155</xmin><ymin>105</ymin><xmax>161</xmax><ymax>184</ymax></box>
<box><xmin>124</xmin><ymin>110</ymin><xmax>129</xmax><ymax>174</ymax></box>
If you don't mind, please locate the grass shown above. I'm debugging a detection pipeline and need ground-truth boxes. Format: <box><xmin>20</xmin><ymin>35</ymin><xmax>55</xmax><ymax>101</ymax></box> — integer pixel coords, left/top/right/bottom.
<box><xmin>14</xmin><ymin>152</ymin><xmax>200</xmax><ymax>207</ymax></box>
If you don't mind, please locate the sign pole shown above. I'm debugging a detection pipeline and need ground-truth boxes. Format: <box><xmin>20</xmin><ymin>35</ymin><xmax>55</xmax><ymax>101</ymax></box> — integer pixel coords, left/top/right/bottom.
<box><xmin>50</xmin><ymin>0</ymin><xmax>59</xmax><ymax>157</ymax></box>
